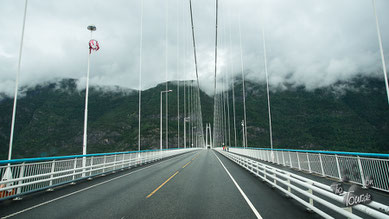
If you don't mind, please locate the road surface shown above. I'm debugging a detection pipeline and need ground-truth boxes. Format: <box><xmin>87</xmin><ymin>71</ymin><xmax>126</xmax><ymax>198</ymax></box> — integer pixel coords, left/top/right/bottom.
<box><xmin>0</xmin><ymin>149</ymin><xmax>319</xmax><ymax>219</ymax></box>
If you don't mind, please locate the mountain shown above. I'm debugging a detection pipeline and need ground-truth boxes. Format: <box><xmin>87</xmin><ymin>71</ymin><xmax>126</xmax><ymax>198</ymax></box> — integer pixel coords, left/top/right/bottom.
<box><xmin>0</xmin><ymin>77</ymin><xmax>388</xmax><ymax>159</ymax></box>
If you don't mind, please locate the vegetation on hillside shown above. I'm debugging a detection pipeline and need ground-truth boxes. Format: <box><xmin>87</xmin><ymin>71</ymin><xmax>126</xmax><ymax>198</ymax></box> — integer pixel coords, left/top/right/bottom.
<box><xmin>0</xmin><ymin>76</ymin><xmax>388</xmax><ymax>159</ymax></box>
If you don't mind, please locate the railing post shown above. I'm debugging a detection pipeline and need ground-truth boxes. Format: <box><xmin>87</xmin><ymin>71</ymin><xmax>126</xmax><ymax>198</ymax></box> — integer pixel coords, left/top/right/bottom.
<box><xmin>308</xmin><ymin>182</ymin><xmax>313</xmax><ymax>207</ymax></box>
<box><xmin>121</xmin><ymin>154</ymin><xmax>125</xmax><ymax>169</ymax></box>
<box><xmin>297</xmin><ymin>152</ymin><xmax>301</xmax><ymax>171</ymax></box>
<box><xmin>319</xmin><ymin>153</ymin><xmax>325</xmax><ymax>177</ymax></box>
<box><xmin>16</xmin><ymin>163</ymin><xmax>25</xmax><ymax>195</ymax></box>
<box><xmin>287</xmin><ymin>173</ymin><xmax>291</xmax><ymax>193</ymax></box>
<box><xmin>88</xmin><ymin>157</ymin><xmax>94</xmax><ymax>178</ymax></box>
<box><xmin>48</xmin><ymin>160</ymin><xmax>55</xmax><ymax>190</ymax></box>
<box><xmin>306</xmin><ymin>153</ymin><xmax>312</xmax><ymax>173</ymax></box>
<box><xmin>72</xmin><ymin>158</ymin><xmax>77</xmax><ymax>181</ymax></box>
<box><xmin>335</xmin><ymin>154</ymin><xmax>342</xmax><ymax>181</ymax></box>
<box><xmin>113</xmin><ymin>154</ymin><xmax>118</xmax><ymax>171</ymax></box>
<box><xmin>275</xmin><ymin>151</ymin><xmax>279</xmax><ymax>164</ymax></box>
<box><xmin>282</xmin><ymin>151</ymin><xmax>286</xmax><ymax>166</ymax></box>
<box><xmin>103</xmin><ymin>155</ymin><xmax>107</xmax><ymax>173</ymax></box>
<box><xmin>288</xmin><ymin>151</ymin><xmax>292</xmax><ymax>168</ymax></box>
<box><xmin>357</xmin><ymin>156</ymin><xmax>366</xmax><ymax>188</ymax></box>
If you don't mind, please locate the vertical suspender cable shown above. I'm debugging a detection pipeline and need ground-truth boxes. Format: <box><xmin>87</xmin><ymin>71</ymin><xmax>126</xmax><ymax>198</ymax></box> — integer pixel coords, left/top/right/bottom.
<box><xmin>188</xmin><ymin>0</ymin><xmax>205</xmax><ymax>146</ymax></box>
<box><xmin>238</xmin><ymin>15</ymin><xmax>248</xmax><ymax>148</ymax></box>
<box><xmin>8</xmin><ymin>0</ymin><xmax>28</xmax><ymax>161</ymax></box>
<box><xmin>177</xmin><ymin>0</ymin><xmax>180</xmax><ymax>148</ymax></box>
<box><xmin>221</xmin><ymin>13</ymin><xmax>231</xmax><ymax>147</ymax></box>
<box><xmin>228</xmin><ymin>9</ymin><xmax>237</xmax><ymax>148</ymax></box>
<box><xmin>165</xmin><ymin>0</ymin><xmax>169</xmax><ymax>149</ymax></box>
<box><xmin>372</xmin><ymin>0</ymin><xmax>389</xmax><ymax>105</ymax></box>
<box><xmin>188</xmin><ymin>0</ymin><xmax>201</xmax><ymax>89</ymax></box>
<box><xmin>212</xmin><ymin>0</ymin><xmax>219</xmax><ymax>146</ymax></box>
<box><xmin>138</xmin><ymin>0</ymin><xmax>144</xmax><ymax>152</ymax></box>
<box><xmin>183</xmin><ymin>2</ymin><xmax>187</xmax><ymax>148</ymax></box>
<box><xmin>261</xmin><ymin>7</ymin><xmax>273</xmax><ymax>151</ymax></box>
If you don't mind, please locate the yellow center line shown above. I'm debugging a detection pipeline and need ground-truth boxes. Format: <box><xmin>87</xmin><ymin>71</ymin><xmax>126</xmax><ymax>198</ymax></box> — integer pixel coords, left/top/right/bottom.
<box><xmin>192</xmin><ymin>153</ymin><xmax>201</xmax><ymax>161</ymax></box>
<box><xmin>146</xmin><ymin>171</ymin><xmax>179</xmax><ymax>199</ymax></box>
<box><xmin>146</xmin><ymin>152</ymin><xmax>201</xmax><ymax>199</ymax></box>
<box><xmin>182</xmin><ymin>161</ymin><xmax>192</xmax><ymax>169</ymax></box>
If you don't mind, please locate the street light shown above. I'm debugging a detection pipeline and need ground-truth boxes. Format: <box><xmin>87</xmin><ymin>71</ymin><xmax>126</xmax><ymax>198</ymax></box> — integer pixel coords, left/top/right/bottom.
<box><xmin>184</xmin><ymin>117</ymin><xmax>190</xmax><ymax>149</ymax></box>
<box><xmin>83</xmin><ymin>25</ymin><xmax>97</xmax><ymax>158</ymax></box>
<box><xmin>241</xmin><ymin>120</ymin><xmax>245</xmax><ymax>148</ymax></box>
<box><xmin>160</xmin><ymin>90</ymin><xmax>172</xmax><ymax>152</ymax></box>
<box><xmin>82</xmin><ymin>25</ymin><xmax>97</xmax><ymax>177</ymax></box>
<box><xmin>192</xmin><ymin>126</ymin><xmax>196</xmax><ymax>148</ymax></box>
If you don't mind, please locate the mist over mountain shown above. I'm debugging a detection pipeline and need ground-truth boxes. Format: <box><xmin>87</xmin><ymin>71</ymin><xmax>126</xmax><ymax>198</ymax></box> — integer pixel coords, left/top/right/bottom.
<box><xmin>0</xmin><ymin>76</ymin><xmax>388</xmax><ymax>160</ymax></box>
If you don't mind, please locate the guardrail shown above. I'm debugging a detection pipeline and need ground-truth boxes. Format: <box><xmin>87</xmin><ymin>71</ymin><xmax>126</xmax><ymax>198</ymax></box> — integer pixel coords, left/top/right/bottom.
<box><xmin>0</xmin><ymin>148</ymin><xmax>198</xmax><ymax>201</ymax></box>
<box><xmin>216</xmin><ymin>148</ymin><xmax>389</xmax><ymax>219</ymax></box>
<box><xmin>227</xmin><ymin>147</ymin><xmax>389</xmax><ymax>193</ymax></box>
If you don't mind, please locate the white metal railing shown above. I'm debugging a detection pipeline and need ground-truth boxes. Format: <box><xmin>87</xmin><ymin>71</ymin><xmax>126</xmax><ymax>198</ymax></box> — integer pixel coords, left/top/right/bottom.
<box><xmin>227</xmin><ymin>147</ymin><xmax>389</xmax><ymax>193</ymax></box>
<box><xmin>0</xmin><ymin>148</ymin><xmax>198</xmax><ymax>200</ymax></box>
<box><xmin>216</xmin><ymin>148</ymin><xmax>389</xmax><ymax>219</ymax></box>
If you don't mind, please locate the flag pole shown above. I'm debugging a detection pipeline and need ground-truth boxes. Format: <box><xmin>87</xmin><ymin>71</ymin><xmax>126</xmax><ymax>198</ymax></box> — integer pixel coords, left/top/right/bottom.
<box><xmin>82</xmin><ymin>25</ymin><xmax>96</xmax><ymax>176</ymax></box>
<box><xmin>7</xmin><ymin>0</ymin><xmax>28</xmax><ymax>161</ymax></box>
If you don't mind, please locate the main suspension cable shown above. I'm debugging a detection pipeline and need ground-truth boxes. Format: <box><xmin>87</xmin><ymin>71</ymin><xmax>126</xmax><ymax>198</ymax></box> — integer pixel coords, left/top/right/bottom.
<box><xmin>137</xmin><ymin>0</ymin><xmax>144</xmax><ymax>152</ymax></box>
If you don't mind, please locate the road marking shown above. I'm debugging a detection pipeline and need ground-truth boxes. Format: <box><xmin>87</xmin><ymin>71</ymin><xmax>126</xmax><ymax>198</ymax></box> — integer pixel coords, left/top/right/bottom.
<box><xmin>146</xmin><ymin>171</ymin><xmax>179</xmax><ymax>199</ymax></box>
<box><xmin>191</xmin><ymin>153</ymin><xmax>200</xmax><ymax>161</ymax></box>
<box><xmin>182</xmin><ymin>161</ymin><xmax>192</xmax><ymax>169</ymax></box>
<box><xmin>146</xmin><ymin>152</ymin><xmax>200</xmax><ymax>198</ymax></box>
<box><xmin>213</xmin><ymin>151</ymin><xmax>263</xmax><ymax>219</ymax></box>
<box><xmin>0</xmin><ymin>153</ymin><xmax>195</xmax><ymax>219</ymax></box>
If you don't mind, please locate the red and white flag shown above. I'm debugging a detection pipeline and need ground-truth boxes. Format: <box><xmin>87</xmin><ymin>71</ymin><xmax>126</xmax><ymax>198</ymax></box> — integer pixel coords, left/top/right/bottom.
<box><xmin>89</xmin><ymin>39</ymin><xmax>100</xmax><ymax>54</ymax></box>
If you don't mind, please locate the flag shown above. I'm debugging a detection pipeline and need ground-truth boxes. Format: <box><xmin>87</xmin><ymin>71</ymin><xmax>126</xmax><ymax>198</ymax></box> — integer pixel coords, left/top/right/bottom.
<box><xmin>89</xmin><ymin>39</ymin><xmax>100</xmax><ymax>54</ymax></box>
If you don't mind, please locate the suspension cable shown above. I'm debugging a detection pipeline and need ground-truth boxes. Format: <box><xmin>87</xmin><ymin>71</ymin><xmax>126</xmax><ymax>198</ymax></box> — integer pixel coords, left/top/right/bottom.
<box><xmin>138</xmin><ymin>0</ymin><xmax>144</xmax><ymax>152</ymax></box>
<box><xmin>212</xmin><ymin>0</ymin><xmax>219</xmax><ymax>146</ymax></box>
<box><xmin>227</xmin><ymin>8</ymin><xmax>237</xmax><ymax>148</ymax></box>
<box><xmin>8</xmin><ymin>0</ymin><xmax>28</xmax><ymax>161</ymax></box>
<box><xmin>372</xmin><ymin>0</ymin><xmax>389</xmax><ymax>105</ymax></box>
<box><xmin>238</xmin><ymin>14</ymin><xmax>248</xmax><ymax>148</ymax></box>
<box><xmin>177</xmin><ymin>0</ymin><xmax>180</xmax><ymax>148</ymax></box>
<box><xmin>261</xmin><ymin>7</ymin><xmax>274</xmax><ymax>151</ymax></box>
<box><xmin>165</xmin><ymin>0</ymin><xmax>169</xmax><ymax>149</ymax></box>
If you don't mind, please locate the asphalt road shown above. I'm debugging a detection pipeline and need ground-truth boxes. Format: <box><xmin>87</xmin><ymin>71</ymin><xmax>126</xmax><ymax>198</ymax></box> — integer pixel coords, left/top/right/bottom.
<box><xmin>0</xmin><ymin>149</ymin><xmax>320</xmax><ymax>219</ymax></box>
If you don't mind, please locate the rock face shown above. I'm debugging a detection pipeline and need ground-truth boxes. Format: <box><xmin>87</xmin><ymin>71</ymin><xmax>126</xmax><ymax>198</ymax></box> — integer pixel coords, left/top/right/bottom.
<box><xmin>0</xmin><ymin>76</ymin><xmax>388</xmax><ymax>159</ymax></box>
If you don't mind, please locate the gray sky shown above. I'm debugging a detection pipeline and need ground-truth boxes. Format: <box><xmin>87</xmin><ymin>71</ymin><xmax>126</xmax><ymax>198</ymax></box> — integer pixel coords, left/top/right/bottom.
<box><xmin>0</xmin><ymin>0</ymin><xmax>388</xmax><ymax>96</ymax></box>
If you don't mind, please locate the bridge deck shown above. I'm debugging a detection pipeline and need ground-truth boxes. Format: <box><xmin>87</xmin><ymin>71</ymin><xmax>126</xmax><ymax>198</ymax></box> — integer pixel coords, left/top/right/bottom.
<box><xmin>0</xmin><ymin>150</ymin><xmax>319</xmax><ymax>218</ymax></box>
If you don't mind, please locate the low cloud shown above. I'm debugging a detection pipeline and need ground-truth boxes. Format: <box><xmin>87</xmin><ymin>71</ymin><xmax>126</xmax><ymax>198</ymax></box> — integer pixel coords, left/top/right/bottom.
<box><xmin>0</xmin><ymin>0</ymin><xmax>388</xmax><ymax>97</ymax></box>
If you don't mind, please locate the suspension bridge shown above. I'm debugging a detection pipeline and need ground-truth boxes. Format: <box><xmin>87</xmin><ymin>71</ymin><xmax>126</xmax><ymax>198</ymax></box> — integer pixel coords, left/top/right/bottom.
<box><xmin>1</xmin><ymin>0</ymin><xmax>389</xmax><ymax>218</ymax></box>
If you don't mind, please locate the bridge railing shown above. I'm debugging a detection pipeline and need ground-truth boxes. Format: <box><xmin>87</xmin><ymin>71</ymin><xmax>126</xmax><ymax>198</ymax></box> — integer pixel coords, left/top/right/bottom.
<box><xmin>0</xmin><ymin>148</ymin><xmax>197</xmax><ymax>201</ymax></box>
<box><xmin>216</xmin><ymin>148</ymin><xmax>389</xmax><ymax>218</ymax></box>
<box><xmin>228</xmin><ymin>147</ymin><xmax>389</xmax><ymax>193</ymax></box>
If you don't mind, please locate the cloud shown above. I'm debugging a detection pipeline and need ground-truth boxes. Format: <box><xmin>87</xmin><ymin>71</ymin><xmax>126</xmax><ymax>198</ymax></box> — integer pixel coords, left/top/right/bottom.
<box><xmin>0</xmin><ymin>0</ymin><xmax>388</xmax><ymax>96</ymax></box>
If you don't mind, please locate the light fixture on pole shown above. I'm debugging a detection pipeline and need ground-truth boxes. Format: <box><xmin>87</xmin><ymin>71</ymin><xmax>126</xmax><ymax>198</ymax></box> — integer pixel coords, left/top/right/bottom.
<box><xmin>184</xmin><ymin>117</ymin><xmax>190</xmax><ymax>149</ymax></box>
<box><xmin>192</xmin><ymin>126</ymin><xmax>196</xmax><ymax>148</ymax></box>
<box><xmin>2</xmin><ymin>0</ymin><xmax>28</xmax><ymax>191</ymax></box>
<box><xmin>160</xmin><ymin>90</ymin><xmax>172</xmax><ymax>152</ymax></box>
<box><xmin>7</xmin><ymin>0</ymin><xmax>28</xmax><ymax>162</ymax></box>
<box><xmin>241</xmin><ymin>120</ymin><xmax>245</xmax><ymax>148</ymax></box>
<box><xmin>82</xmin><ymin>25</ymin><xmax>98</xmax><ymax>176</ymax></box>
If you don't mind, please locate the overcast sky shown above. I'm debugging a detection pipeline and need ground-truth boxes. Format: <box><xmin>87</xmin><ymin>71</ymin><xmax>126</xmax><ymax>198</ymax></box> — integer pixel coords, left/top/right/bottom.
<box><xmin>0</xmin><ymin>0</ymin><xmax>388</xmax><ymax>96</ymax></box>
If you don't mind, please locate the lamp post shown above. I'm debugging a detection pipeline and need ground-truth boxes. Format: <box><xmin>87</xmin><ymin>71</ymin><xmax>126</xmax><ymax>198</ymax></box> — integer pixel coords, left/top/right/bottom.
<box><xmin>160</xmin><ymin>90</ymin><xmax>172</xmax><ymax>152</ymax></box>
<box><xmin>192</xmin><ymin>126</ymin><xmax>196</xmax><ymax>148</ymax></box>
<box><xmin>7</xmin><ymin>0</ymin><xmax>28</xmax><ymax>162</ymax></box>
<box><xmin>184</xmin><ymin>117</ymin><xmax>190</xmax><ymax>148</ymax></box>
<box><xmin>241</xmin><ymin>120</ymin><xmax>245</xmax><ymax>148</ymax></box>
<box><xmin>83</xmin><ymin>25</ymin><xmax>96</xmax><ymax>158</ymax></box>
<box><xmin>82</xmin><ymin>25</ymin><xmax>96</xmax><ymax>177</ymax></box>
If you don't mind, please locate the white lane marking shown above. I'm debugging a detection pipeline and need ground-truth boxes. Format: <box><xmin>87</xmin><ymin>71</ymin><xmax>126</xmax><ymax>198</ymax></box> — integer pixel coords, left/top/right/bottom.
<box><xmin>1</xmin><ymin>153</ymin><xmax>195</xmax><ymax>219</ymax></box>
<box><xmin>213</xmin><ymin>151</ymin><xmax>263</xmax><ymax>219</ymax></box>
